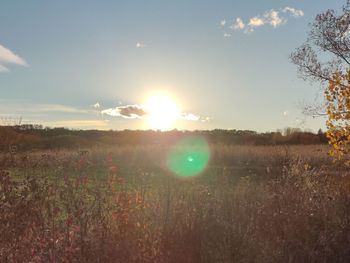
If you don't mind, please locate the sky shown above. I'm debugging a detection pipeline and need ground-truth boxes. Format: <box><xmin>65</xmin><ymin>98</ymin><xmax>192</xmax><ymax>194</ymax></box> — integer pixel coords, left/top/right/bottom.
<box><xmin>0</xmin><ymin>0</ymin><xmax>345</xmax><ymax>132</ymax></box>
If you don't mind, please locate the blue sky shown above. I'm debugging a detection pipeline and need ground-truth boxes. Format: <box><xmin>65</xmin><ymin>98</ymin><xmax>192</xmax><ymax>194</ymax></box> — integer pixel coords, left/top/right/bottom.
<box><xmin>0</xmin><ymin>0</ymin><xmax>345</xmax><ymax>131</ymax></box>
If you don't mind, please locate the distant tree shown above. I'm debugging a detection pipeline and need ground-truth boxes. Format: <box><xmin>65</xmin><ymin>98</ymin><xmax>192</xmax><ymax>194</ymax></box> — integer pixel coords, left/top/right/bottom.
<box><xmin>283</xmin><ymin>127</ymin><xmax>301</xmax><ymax>137</ymax></box>
<box><xmin>291</xmin><ymin>1</ymin><xmax>350</xmax><ymax>162</ymax></box>
<box><xmin>0</xmin><ymin>116</ymin><xmax>22</xmax><ymax>126</ymax></box>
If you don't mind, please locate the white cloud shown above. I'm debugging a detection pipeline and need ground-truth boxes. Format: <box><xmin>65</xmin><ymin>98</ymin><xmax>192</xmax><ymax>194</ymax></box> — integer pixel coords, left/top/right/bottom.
<box><xmin>93</xmin><ymin>102</ymin><xmax>100</xmax><ymax>109</ymax></box>
<box><xmin>247</xmin><ymin>10</ymin><xmax>285</xmax><ymax>30</ymax></box>
<box><xmin>180</xmin><ymin>113</ymin><xmax>211</xmax><ymax>122</ymax></box>
<box><xmin>225</xmin><ymin>6</ymin><xmax>304</xmax><ymax>34</ymax></box>
<box><xmin>136</xmin><ymin>42</ymin><xmax>146</xmax><ymax>48</ymax></box>
<box><xmin>230</xmin><ymin>18</ymin><xmax>245</xmax><ymax>30</ymax></box>
<box><xmin>0</xmin><ymin>45</ymin><xmax>27</xmax><ymax>65</ymax></box>
<box><xmin>201</xmin><ymin>117</ymin><xmax>211</xmax><ymax>122</ymax></box>
<box><xmin>248</xmin><ymin>17</ymin><xmax>265</xmax><ymax>28</ymax></box>
<box><xmin>282</xmin><ymin>7</ymin><xmax>304</xmax><ymax>17</ymax></box>
<box><xmin>264</xmin><ymin>10</ymin><xmax>286</xmax><ymax>28</ymax></box>
<box><xmin>181</xmin><ymin>113</ymin><xmax>201</xmax><ymax>121</ymax></box>
<box><xmin>220</xmin><ymin>20</ymin><xmax>227</xmax><ymax>27</ymax></box>
<box><xmin>223</xmin><ymin>32</ymin><xmax>232</xmax><ymax>38</ymax></box>
<box><xmin>0</xmin><ymin>44</ymin><xmax>27</xmax><ymax>72</ymax></box>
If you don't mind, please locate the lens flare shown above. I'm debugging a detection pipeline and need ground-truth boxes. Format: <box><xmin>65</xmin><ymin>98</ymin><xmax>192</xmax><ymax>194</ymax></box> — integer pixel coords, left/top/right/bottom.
<box><xmin>167</xmin><ymin>136</ymin><xmax>210</xmax><ymax>177</ymax></box>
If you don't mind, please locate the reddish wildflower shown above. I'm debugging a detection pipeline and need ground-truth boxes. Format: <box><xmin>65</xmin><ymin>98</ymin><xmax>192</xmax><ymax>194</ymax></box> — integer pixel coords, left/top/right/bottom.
<box><xmin>106</xmin><ymin>152</ymin><xmax>113</xmax><ymax>163</ymax></box>
<box><xmin>66</xmin><ymin>215</ymin><xmax>73</xmax><ymax>227</ymax></box>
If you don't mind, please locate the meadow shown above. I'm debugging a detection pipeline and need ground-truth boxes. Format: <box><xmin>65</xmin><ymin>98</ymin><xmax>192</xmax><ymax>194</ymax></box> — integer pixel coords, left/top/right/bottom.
<box><xmin>3</xmin><ymin>0</ymin><xmax>350</xmax><ymax>262</ymax></box>
<box><xmin>2</xmin><ymin>143</ymin><xmax>350</xmax><ymax>263</ymax></box>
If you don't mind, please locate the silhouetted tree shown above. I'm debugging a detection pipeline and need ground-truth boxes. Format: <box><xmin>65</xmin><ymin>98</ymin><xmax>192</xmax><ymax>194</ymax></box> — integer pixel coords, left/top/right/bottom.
<box><xmin>291</xmin><ymin>1</ymin><xmax>350</xmax><ymax>87</ymax></box>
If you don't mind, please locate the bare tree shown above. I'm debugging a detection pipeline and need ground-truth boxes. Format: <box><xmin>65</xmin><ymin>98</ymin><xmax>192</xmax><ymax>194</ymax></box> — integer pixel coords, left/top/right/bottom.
<box><xmin>0</xmin><ymin>116</ymin><xmax>22</xmax><ymax>126</ymax></box>
<box><xmin>291</xmin><ymin>0</ymin><xmax>350</xmax><ymax>119</ymax></box>
<box><xmin>291</xmin><ymin>1</ymin><xmax>350</xmax><ymax>85</ymax></box>
<box><xmin>292</xmin><ymin>1</ymin><xmax>350</xmax><ymax>162</ymax></box>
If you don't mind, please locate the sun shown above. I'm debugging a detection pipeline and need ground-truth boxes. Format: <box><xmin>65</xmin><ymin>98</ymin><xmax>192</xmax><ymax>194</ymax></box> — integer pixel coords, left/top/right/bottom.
<box><xmin>145</xmin><ymin>95</ymin><xmax>180</xmax><ymax>130</ymax></box>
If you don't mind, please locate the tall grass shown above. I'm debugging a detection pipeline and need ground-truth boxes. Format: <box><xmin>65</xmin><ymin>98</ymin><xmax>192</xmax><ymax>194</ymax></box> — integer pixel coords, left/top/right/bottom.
<box><xmin>1</xmin><ymin>145</ymin><xmax>350</xmax><ymax>262</ymax></box>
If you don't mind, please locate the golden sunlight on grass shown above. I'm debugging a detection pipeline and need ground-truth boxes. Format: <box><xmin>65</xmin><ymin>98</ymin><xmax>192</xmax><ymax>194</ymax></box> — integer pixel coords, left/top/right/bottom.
<box><xmin>144</xmin><ymin>95</ymin><xmax>180</xmax><ymax>130</ymax></box>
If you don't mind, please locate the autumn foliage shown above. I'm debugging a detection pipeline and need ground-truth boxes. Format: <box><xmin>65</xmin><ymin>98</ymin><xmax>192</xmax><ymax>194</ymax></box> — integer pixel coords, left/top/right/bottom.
<box><xmin>326</xmin><ymin>71</ymin><xmax>350</xmax><ymax>163</ymax></box>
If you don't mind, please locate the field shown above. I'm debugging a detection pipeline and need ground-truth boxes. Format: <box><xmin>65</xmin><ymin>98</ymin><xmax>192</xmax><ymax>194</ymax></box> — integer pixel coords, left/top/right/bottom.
<box><xmin>2</xmin><ymin>143</ymin><xmax>350</xmax><ymax>262</ymax></box>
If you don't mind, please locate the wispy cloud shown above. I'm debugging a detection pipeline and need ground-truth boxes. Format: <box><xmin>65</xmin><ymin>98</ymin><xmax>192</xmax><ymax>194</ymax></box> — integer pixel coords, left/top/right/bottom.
<box><xmin>0</xmin><ymin>101</ymin><xmax>100</xmax><ymax>129</ymax></box>
<box><xmin>0</xmin><ymin>100</ymin><xmax>94</xmax><ymax>117</ymax></box>
<box><xmin>223</xmin><ymin>32</ymin><xmax>232</xmax><ymax>39</ymax></box>
<box><xmin>221</xmin><ymin>6</ymin><xmax>304</xmax><ymax>34</ymax></box>
<box><xmin>264</xmin><ymin>10</ymin><xmax>286</xmax><ymax>28</ymax></box>
<box><xmin>0</xmin><ymin>44</ymin><xmax>27</xmax><ymax>72</ymax></box>
<box><xmin>34</xmin><ymin>104</ymin><xmax>88</xmax><ymax>114</ymax></box>
<box><xmin>0</xmin><ymin>101</ymin><xmax>88</xmax><ymax>115</ymax></box>
<box><xmin>220</xmin><ymin>20</ymin><xmax>227</xmax><ymax>27</ymax></box>
<box><xmin>230</xmin><ymin>18</ymin><xmax>245</xmax><ymax>30</ymax></box>
<box><xmin>282</xmin><ymin>7</ymin><xmax>304</xmax><ymax>18</ymax></box>
<box><xmin>180</xmin><ymin>113</ymin><xmax>210</xmax><ymax>122</ymax></box>
<box><xmin>44</xmin><ymin>119</ymin><xmax>110</xmax><ymax>129</ymax></box>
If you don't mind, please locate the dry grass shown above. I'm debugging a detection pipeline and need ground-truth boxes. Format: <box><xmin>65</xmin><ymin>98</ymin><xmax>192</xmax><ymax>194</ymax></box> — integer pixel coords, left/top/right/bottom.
<box><xmin>1</xmin><ymin>144</ymin><xmax>350</xmax><ymax>262</ymax></box>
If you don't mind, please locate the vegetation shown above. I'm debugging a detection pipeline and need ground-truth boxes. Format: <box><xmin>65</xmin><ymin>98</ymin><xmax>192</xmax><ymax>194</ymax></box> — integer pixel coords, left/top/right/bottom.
<box><xmin>1</xmin><ymin>143</ymin><xmax>350</xmax><ymax>262</ymax></box>
<box><xmin>0</xmin><ymin>125</ymin><xmax>327</xmax><ymax>151</ymax></box>
<box><xmin>326</xmin><ymin>72</ymin><xmax>350</xmax><ymax>162</ymax></box>
<box><xmin>291</xmin><ymin>0</ymin><xmax>350</xmax><ymax>164</ymax></box>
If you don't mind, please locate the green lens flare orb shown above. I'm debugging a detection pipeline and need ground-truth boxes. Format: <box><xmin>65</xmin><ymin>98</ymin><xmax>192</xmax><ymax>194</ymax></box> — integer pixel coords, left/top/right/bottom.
<box><xmin>167</xmin><ymin>136</ymin><xmax>210</xmax><ymax>177</ymax></box>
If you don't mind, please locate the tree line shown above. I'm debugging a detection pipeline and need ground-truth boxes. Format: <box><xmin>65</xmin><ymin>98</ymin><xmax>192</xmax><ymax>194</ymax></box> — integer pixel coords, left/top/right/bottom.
<box><xmin>0</xmin><ymin>125</ymin><xmax>327</xmax><ymax>151</ymax></box>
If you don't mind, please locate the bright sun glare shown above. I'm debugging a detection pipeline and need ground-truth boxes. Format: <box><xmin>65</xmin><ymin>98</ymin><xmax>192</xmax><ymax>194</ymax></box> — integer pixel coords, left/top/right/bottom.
<box><xmin>145</xmin><ymin>95</ymin><xmax>180</xmax><ymax>130</ymax></box>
